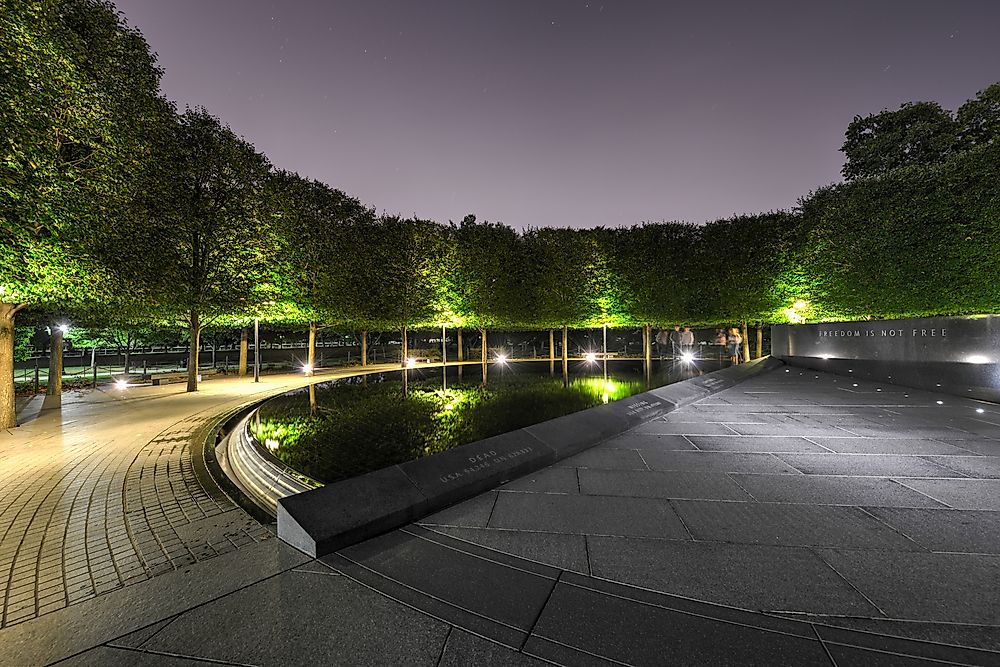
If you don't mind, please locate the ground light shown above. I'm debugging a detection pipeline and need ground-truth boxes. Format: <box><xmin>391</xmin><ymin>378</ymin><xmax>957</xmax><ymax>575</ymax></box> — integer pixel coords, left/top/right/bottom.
<box><xmin>114</xmin><ymin>379</ymin><xmax>128</xmax><ymax>390</ymax></box>
<box><xmin>57</xmin><ymin>324</ymin><xmax>70</xmax><ymax>333</ymax></box>
<box><xmin>406</xmin><ymin>358</ymin><xmax>417</xmax><ymax>368</ymax></box>
<box><xmin>495</xmin><ymin>354</ymin><xmax>508</xmax><ymax>364</ymax></box>
<box><xmin>681</xmin><ymin>352</ymin><xmax>695</xmax><ymax>363</ymax></box>
<box><xmin>585</xmin><ymin>352</ymin><xmax>597</xmax><ymax>363</ymax></box>
<box><xmin>976</xmin><ymin>408</ymin><xmax>985</xmax><ymax>413</ymax></box>
<box><xmin>301</xmin><ymin>363</ymin><xmax>313</xmax><ymax>374</ymax></box>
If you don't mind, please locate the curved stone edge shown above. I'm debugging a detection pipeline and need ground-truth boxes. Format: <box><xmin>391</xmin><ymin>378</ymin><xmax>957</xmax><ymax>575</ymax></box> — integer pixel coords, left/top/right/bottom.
<box><xmin>277</xmin><ymin>356</ymin><xmax>785</xmax><ymax>557</ymax></box>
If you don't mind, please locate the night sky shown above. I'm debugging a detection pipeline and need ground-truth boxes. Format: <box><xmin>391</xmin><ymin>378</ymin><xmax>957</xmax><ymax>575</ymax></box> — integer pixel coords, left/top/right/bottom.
<box><xmin>112</xmin><ymin>0</ymin><xmax>1000</xmax><ymax>229</ymax></box>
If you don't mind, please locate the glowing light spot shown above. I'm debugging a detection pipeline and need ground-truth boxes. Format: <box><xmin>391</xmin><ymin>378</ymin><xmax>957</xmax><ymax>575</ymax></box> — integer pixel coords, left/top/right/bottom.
<box><xmin>496</xmin><ymin>354</ymin><xmax>508</xmax><ymax>364</ymax></box>
<box><xmin>680</xmin><ymin>352</ymin><xmax>695</xmax><ymax>363</ymax></box>
<box><xmin>301</xmin><ymin>363</ymin><xmax>313</xmax><ymax>374</ymax></box>
<box><xmin>57</xmin><ymin>324</ymin><xmax>70</xmax><ymax>333</ymax></box>
<box><xmin>936</xmin><ymin>400</ymin><xmax>944</xmax><ymax>405</ymax></box>
<box><xmin>966</xmin><ymin>355</ymin><xmax>991</xmax><ymax>364</ymax></box>
<box><xmin>585</xmin><ymin>353</ymin><xmax>597</xmax><ymax>363</ymax></box>
<box><xmin>976</xmin><ymin>408</ymin><xmax>985</xmax><ymax>414</ymax></box>
<box><xmin>265</xmin><ymin>438</ymin><xmax>279</xmax><ymax>451</ymax></box>
<box><xmin>114</xmin><ymin>379</ymin><xmax>128</xmax><ymax>390</ymax></box>
<box><xmin>406</xmin><ymin>358</ymin><xmax>417</xmax><ymax>368</ymax></box>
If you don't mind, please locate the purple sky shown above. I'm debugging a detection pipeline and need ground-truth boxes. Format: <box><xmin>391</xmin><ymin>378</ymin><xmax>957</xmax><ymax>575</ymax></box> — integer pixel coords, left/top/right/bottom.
<box><xmin>113</xmin><ymin>0</ymin><xmax>1000</xmax><ymax>229</ymax></box>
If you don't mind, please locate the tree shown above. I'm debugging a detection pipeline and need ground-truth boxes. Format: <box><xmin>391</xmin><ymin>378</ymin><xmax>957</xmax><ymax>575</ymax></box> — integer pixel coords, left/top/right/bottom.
<box><xmin>270</xmin><ymin>171</ymin><xmax>370</xmax><ymax>373</ymax></box>
<box><xmin>105</xmin><ymin>108</ymin><xmax>274</xmax><ymax>391</ymax></box>
<box><xmin>841</xmin><ymin>102</ymin><xmax>958</xmax><ymax>180</ymax></box>
<box><xmin>1</xmin><ymin>0</ymin><xmax>166</xmax><ymax>427</ymax></box>
<box><xmin>957</xmin><ymin>82</ymin><xmax>1000</xmax><ymax>149</ymax></box>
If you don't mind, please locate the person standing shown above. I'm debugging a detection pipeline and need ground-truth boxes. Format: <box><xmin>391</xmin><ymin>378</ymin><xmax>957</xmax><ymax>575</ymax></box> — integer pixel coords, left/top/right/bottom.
<box><xmin>669</xmin><ymin>325</ymin><xmax>682</xmax><ymax>359</ymax></box>
<box><xmin>727</xmin><ymin>326</ymin><xmax>742</xmax><ymax>365</ymax></box>
<box><xmin>655</xmin><ymin>328</ymin><xmax>669</xmax><ymax>360</ymax></box>
<box><xmin>680</xmin><ymin>326</ymin><xmax>695</xmax><ymax>357</ymax></box>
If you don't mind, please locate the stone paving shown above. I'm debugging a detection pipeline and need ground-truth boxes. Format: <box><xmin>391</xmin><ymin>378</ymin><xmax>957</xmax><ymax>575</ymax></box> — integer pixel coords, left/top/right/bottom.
<box><xmin>1</xmin><ymin>363</ymin><xmax>999</xmax><ymax>665</ymax></box>
<box><xmin>0</xmin><ymin>368</ymin><xmax>394</xmax><ymax>631</ymax></box>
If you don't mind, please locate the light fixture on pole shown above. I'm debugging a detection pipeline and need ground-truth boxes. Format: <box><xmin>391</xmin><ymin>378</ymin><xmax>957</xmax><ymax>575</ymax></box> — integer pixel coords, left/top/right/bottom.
<box><xmin>253</xmin><ymin>317</ymin><xmax>260</xmax><ymax>383</ymax></box>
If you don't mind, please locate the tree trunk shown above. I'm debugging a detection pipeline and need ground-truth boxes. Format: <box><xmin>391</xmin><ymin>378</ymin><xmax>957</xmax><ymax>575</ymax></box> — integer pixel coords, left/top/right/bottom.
<box><xmin>360</xmin><ymin>329</ymin><xmax>368</xmax><ymax>368</ymax></box>
<box><xmin>124</xmin><ymin>348</ymin><xmax>131</xmax><ymax>375</ymax></box>
<box><xmin>741</xmin><ymin>321</ymin><xmax>750</xmax><ymax>364</ymax></box>
<box><xmin>643</xmin><ymin>323</ymin><xmax>652</xmax><ymax>365</ymax></box>
<box><xmin>238</xmin><ymin>328</ymin><xmax>248</xmax><ymax>377</ymax></box>
<box><xmin>480</xmin><ymin>327</ymin><xmax>487</xmax><ymax>386</ymax></box>
<box><xmin>401</xmin><ymin>325</ymin><xmax>408</xmax><ymax>364</ymax></box>
<box><xmin>755</xmin><ymin>324</ymin><xmax>763</xmax><ymax>359</ymax></box>
<box><xmin>549</xmin><ymin>329</ymin><xmax>555</xmax><ymax>375</ymax></box>
<box><xmin>561</xmin><ymin>325</ymin><xmax>569</xmax><ymax>386</ymax></box>
<box><xmin>187</xmin><ymin>311</ymin><xmax>200</xmax><ymax>392</ymax></box>
<box><xmin>307</xmin><ymin>321</ymin><xmax>317</xmax><ymax>375</ymax></box>
<box><xmin>0</xmin><ymin>303</ymin><xmax>18</xmax><ymax>429</ymax></box>
<box><xmin>309</xmin><ymin>383</ymin><xmax>318</xmax><ymax>417</ymax></box>
<box><xmin>47</xmin><ymin>326</ymin><xmax>64</xmax><ymax>398</ymax></box>
<box><xmin>457</xmin><ymin>330</ymin><xmax>464</xmax><ymax>362</ymax></box>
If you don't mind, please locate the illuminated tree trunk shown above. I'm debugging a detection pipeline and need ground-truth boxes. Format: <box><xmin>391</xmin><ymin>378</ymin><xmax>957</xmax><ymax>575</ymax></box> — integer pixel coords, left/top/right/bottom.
<box><xmin>186</xmin><ymin>311</ymin><xmax>200</xmax><ymax>392</ymax></box>
<box><xmin>309</xmin><ymin>383</ymin><xmax>317</xmax><ymax>417</ymax></box>
<box><xmin>238</xmin><ymin>328</ymin><xmax>248</xmax><ymax>376</ymax></box>
<box><xmin>480</xmin><ymin>327</ymin><xmax>487</xmax><ymax>386</ymax></box>
<box><xmin>307</xmin><ymin>321</ymin><xmax>317</xmax><ymax>376</ymax></box>
<box><xmin>0</xmin><ymin>303</ymin><xmax>20</xmax><ymax>429</ymax></box>
<box><xmin>360</xmin><ymin>329</ymin><xmax>368</xmax><ymax>367</ymax></box>
<box><xmin>401</xmin><ymin>325</ymin><xmax>408</xmax><ymax>364</ymax></box>
<box><xmin>549</xmin><ymin>329</ymin><xmax>555</xmax><ymax>375</ymax></box>
<box><xmin>47</xmin><ymin>326</ymin><xmax>64</xmax><ymax>399</ymax></box>
<box><xmin>457</xmin><ymin>330</ymin><xmax>464</xmax><ymax>362</ymax></box>
<box><xmin>755</xmin><ymin>324</ymin><xmax>763</xmax><ymax>359</ymax></box>
<box><xmin>741</xmin><ymin>321</ymin><xmax>750</xmax><ymax>364</ymax></box>
<box><xmin>643</xmin><ymin>324</ymin><xmax>652</xmax><ymax>385</ymax></box>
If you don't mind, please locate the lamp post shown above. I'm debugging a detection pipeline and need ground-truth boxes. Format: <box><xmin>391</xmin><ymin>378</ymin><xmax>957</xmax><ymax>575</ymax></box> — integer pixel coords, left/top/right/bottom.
<box><xmin>441</xmin><ymin>324</ymin><xmax>447</xmax><ymax>391</ymax></box>
<box><xmin>602</xmin><ymin>323</ymin><xmax>608</xmax><ymax>382</ymax></box>
<box><xmin>253</xmin><ymin>317</ymin><xmax>260</xmax><ymax>382</ymax></box>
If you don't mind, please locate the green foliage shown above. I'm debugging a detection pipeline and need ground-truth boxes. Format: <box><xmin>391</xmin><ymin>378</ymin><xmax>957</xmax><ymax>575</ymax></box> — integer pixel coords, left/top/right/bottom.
<box><xmin>801</xmin><ymin>142</ymin><xmax>1000</xmax><ymax>318</ymax></box>
<box><xmin>841</xmin><ymin>101</ymin><xmax>958</xmax><ymax>180</ymax></box>
<box><xmin>13</xmin><ymin>327</ymin><xmax>33</xmax><ymax>362</ymax></box>
<box><xmin>1</xmin><ymin>0</ymin><xmax>168</xmax><ymax>311</ymax></box>
<box><xmin>957</xmin><ymin>83</ymin><xmax>1000</xmax><ymax>149</ymax></box>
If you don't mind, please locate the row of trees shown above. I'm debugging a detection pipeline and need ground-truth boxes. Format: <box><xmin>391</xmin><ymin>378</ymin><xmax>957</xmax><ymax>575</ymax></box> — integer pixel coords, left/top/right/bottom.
<box><xmin>3</xmin><ymin>0</ymin><xmax>999</xmax><ymax>429</ymax></box>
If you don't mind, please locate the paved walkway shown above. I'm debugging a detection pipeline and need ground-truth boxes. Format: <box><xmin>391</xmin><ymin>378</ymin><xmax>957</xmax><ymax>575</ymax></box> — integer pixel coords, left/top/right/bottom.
<box><xmin>0</xmin><ymin>367</ymin><xmax>396</xmax><ymax>629</ymax></box>
<box><xmin>1</xmin><ymin>364</ymin><xmax>999</xmax><ymax>665</ymax></box>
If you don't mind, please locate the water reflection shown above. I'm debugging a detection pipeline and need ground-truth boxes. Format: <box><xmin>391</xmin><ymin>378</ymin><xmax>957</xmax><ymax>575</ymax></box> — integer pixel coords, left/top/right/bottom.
<box><xmin>253</xmin><ymin>359</ymin><xmax>721</xmax><ymax>484</ymax></box>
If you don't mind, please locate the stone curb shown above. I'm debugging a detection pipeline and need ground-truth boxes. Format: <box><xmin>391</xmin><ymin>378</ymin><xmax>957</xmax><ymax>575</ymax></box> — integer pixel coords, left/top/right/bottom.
<box><xmin>277</xmin><ymin>356</ymin><xmax>785</xmax><ymax>557</ymax></box>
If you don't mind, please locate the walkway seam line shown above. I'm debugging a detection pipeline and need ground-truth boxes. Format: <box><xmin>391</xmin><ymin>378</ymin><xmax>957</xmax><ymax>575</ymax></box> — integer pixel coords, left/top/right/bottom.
<box><xmin>520</xmin><ymin>570</ymin><xmax>561</xmax><ymax>652</ymax></box>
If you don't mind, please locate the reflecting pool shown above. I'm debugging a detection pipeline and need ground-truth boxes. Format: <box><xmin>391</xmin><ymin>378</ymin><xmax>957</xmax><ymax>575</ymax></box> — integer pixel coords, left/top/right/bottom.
<box><xmin>251</xmin><ymin>359</ymin><xmax>723</xmax><ymax>484</ymax></box>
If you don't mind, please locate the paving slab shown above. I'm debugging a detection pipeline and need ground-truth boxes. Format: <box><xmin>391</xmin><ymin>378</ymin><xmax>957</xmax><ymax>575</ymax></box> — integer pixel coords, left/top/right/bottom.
<box><xmin>687</xmin><ymin>435</ymin><xmax>833</xmax><ymax>453</ymax></box>
<box><xmin>922</xmin><ymin>455</ymin><xmax>1000</xmax><ymax>479</ymax></box>
<box><xmin>488</xmin><ymin>491</ymin><xmax>690</xmax><ymax>538</ymax></box>
<box><xmin>803</xmin><ymin>437</ymin><xmax>975</xmax><ymax>455</ymax></box>
<box><xmin>936</xmin><ymin>438</ymin><xmax>1000</xmax><ymax>456</ymax></box>
<box><xmin>0</xmin><ymin>538</ymin><xmax>308</xmax><ymax>666</ymax></box>
<box><xmin>818</xmin><ymin>549</ymin><xmax>1000</xmax><ymax>624</ymax></box>
<box><xmin>59</xmin><ymin>646</ymin><xmax>220</xmax><ymax>666</ymax></box>
<box><xmin>730</xmin><ymin>474</ymin><xmax>947</xmax><ymax>507</ymax></box>
<box><xmin>438</xmin><ymin>628</ymin><xmax>548</xmax><ymax>667</ymax></box>
<box><xmin>600</xmin><ymin>433</ymin><xmax>696</xmax><ymax>451</ymax></box>
<box><xmin>777</xmin><ymin>453</ymin><xmax>963</xmax><ymax>477</ymax></box>
<box><xmin>335</xmin><ymin>528</ymin><xmax>557</xmax><ymax>633</ymax></box>
<box><xmin>422</xmin><ymin>525</ymin><xmax>590</xmax><ymax>573</ymax></box>
<box><xmin>782</xmin><ymin>616</ymin><xmax>1000</xmax><ymax>654</ymax></box>
<box><xmin>417</xmin><ymin>491</ymin><xmax>497</xmax><ymax>527</ymax></box>
<box><xmin>632</xmin><ymin>420</ymin><xmax>741</xmax><ymax>436</ymax></box>
<box><xmin>672</xmin><ymin>500</ymin><xmax>922</xmax><ymax>550</ymax></box>
<box><xmin>897</xmin><ymin>479</ymin><xmax>1000</xmax><ymax>510</ymax></box>
<box><xmin>141</xmin><ymin>569</ymin><xmax>449</xmax><ymax>666</ymax></box>
<box><xmin>586</xmin><ymin>535</ymin><xmax>880</xmax><ymax>616</ymax></box>
<box><xmin>864</xmin><ymin>507</ymin><xmax>1000</xmax><ymax>554</ymax></box>
<box><xmin>639</xmin><ymin>450</ymin><xmax>802</xmax><ymax>474</ymax></box>
<box><xmin>578</xmin><ymin>468</ymin><xmax>752</xmax><ymax>501</ymax></box>
<box><xmin>554</xmin><ymin>447</ymin><xmax>648</xmax><ymax>470</ymax></box>
<box><xmin>525</xmin><ymin>581</ymin><xmax>832</xmax><ymax>666</ymax></box>
<box><xmin>499</xmin><ymin>466</ymin><xmax>580</xmax><ymax>493</ymax></box>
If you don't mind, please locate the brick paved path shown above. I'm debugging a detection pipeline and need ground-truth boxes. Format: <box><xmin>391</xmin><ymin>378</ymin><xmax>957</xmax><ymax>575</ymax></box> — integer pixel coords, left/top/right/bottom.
<box><xmin>0</xmin><ymin>368</ymin><xmax>391</xmax><ymax>629</ymax></box>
